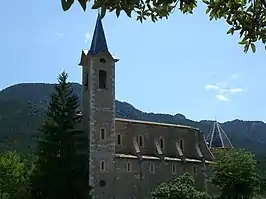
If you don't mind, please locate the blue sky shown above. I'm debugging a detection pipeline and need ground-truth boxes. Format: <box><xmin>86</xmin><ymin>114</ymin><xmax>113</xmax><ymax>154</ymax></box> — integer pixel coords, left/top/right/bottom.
<box><xmin>1</xmin><ymin>0</ymin><xmax>265</xmax><ymax>122</ymax></box>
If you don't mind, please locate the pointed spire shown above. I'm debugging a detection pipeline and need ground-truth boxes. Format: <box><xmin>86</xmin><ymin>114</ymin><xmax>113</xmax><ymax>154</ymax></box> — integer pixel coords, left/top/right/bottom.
<box><xmin>89</xmin><ymin>14</ymin><xmax>109</xmax><ymax>55</ymax></box>
<box><xmin>206</xmin><ymin>121</ymin><xmax>233</xmax><ymax>148</ymax></box>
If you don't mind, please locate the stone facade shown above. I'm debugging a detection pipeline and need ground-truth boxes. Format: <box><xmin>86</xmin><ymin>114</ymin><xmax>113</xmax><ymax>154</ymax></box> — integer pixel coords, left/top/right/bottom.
<box><xmin>79</xmin><ymin>15</ymin><xmax>215</xmax><ymax>199</ymax></box>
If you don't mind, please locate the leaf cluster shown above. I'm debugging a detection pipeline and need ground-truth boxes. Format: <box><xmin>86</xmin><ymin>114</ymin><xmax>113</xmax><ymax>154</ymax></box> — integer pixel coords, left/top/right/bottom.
<box><xmin>61</xmin><ymin>0</ymin><xmax>265</xmax><ymax>53</ymax></box>
<box><xmin>211</xmin><ymin>149</ymin><xmax>260</xmax><ymax>199</ymax></box>
<box><xmin>151</xmin><ymin>173</ymin><xmax>212</xmax><ymax>199</ymax></box>
<box><xmin>0</xmin><ymin>151</ymin><xmax>31</xmax><ymax>199</ymax></box>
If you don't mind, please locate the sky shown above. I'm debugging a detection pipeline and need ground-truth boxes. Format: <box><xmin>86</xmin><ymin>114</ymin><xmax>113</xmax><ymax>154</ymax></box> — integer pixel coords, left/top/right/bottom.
<box><xmin>1</xmin><ymin>1</ymin><xmax>265</xmax><ymax>122</ymax></box>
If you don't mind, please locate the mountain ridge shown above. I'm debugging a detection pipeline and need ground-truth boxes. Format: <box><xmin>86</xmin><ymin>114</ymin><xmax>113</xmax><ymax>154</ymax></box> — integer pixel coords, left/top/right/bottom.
<box><xmin>0</xmin><ymin>83</ymin><xmax>265</xmax><ymax>158</ymax></box>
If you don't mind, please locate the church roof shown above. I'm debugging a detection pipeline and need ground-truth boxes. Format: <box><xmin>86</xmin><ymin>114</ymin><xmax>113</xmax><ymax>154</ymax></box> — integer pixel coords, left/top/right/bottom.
<box><xmin>115</xmin><ymin>118</ymin><xmax>199</xmax><ymax>131</ymax></box>
<box><xmin>89</xmin><ymin>14</ymin><xmax>108</xmax><ymax>55</ymax></box>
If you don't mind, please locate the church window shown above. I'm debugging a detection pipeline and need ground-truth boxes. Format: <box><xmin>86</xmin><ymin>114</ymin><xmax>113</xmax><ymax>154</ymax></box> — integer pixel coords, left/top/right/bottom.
<box><xmin>193</xmin><ymin>166</ymin><xmax>197</xmax><ymax>175</ymax></box>
<box><xmin>149</xmin><ymin>163</ymin><xmax>155</xmax><ymax>173</ymax></box>
<box><xmin>99</xmin><ymin>70</ymin><xmax>107</xmax><ymax>89</ymax></box>
<box><xmin>138</xmin><ymin>135</ymin><xmax>144</xmax><ymax>147</ymax></box>
<box><xmin>172</xmin><ymin>164</ymin><xmax>176</xmax><ymax>174</ymax></box>
<box><xmin>126</xmin><ymin>161</ymin><xmax>132</xmax><ymax>172</ymax></box>
<box><xmin>179</xmin><ymin>139</ymin><xmax>184</xmax><ymax>151</ymax></box>
<box><xmin>100</xmin><ymin>160</ymin><xmax>106</xmax><ymax>171</ymax></box>
<box><xmin>100</xmin><ymin>58</ymin><xmax>106</xmax><ymax>63</ymax></box>
<box><xmin>117</xmin><ymin>134</ymin><xmax>122</xmax><ymax>145</ymax></box>
<box><xmin>100</xmin><ymin>128</ymin><xmax>106</xmax><ymax>140</ymax></box>
<box><xmin>159</xmin><ymin>137</ymin><xmax>164</xmax><ymax>149</ymax></box>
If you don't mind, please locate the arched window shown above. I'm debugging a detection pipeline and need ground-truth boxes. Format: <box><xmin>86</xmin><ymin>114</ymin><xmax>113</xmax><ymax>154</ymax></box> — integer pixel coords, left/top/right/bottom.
<box><xmin>126</xmin><ymin>161</ymin><xmax>132</xmax><ymax>172</ymax></box>
<box><xmin>159</xmin><ymin>137</ymin><xmax>164</xmax><ymax>149</ymax></box>
<box><xmin>100</xmin><ymin>128</ymin><xmax>105</xmax><ymax>140</ymax></box>
<box><xmin>99</xmin><ymin>70</ymin><xmax>107</xmax><ymax>89</ymax></box>
<box><xmin>117</xmin><ymin>134</ymin><xmax>122</xmax><ymax>145</ymax></box>
<box><xmin>100</xmin><ymin>160</ymin><xmax>106</xmax><ymax>171</ymax></box>
<box><xmin>138</xmin><ymin>135</ymin><xmax>144</xmax><ymax>147</ymax></box>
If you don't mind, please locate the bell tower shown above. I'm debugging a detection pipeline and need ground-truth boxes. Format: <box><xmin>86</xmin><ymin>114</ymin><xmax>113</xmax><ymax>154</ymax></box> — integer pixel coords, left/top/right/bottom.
<box><xmin>79</xmin><ymin>14</ymin><xmax>118</xmax><ymax>199</ymax></box>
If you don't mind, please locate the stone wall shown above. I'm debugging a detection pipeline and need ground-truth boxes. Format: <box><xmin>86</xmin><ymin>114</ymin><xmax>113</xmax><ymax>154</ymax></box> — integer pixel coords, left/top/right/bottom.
<box><xmin>114</xmin><ymin>155</ymin><xmax>210</xmax><ymax>199</ymax></box>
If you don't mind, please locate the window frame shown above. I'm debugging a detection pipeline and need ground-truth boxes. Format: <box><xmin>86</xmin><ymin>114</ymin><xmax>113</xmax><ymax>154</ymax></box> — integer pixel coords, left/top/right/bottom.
<box><xmin>98</xmin><ymin>69</ymin><xmax>107</xmax><ymax>89</ymax></box>
<box><xmin>126</xmin><ymin>161</ymin><xmax>132</xmax><ymax>172</ymax></box>
<box><xmin>179</xmin><ymin>139</ymin><xmax>184</xmax><ymax>151</ymax></box>
<box><xmin>149</xmin><ymin>163</ymin><xmax>155</xmax><ymax>174</ymax></box>
<box><xmin>117</xmin><ymin>134</ymin><xmax>122</xmax><ymax>145</ymax></box>
<box><xmin>100</xmin><ymin>128</ymin><xmax>106</xmax><ymax>140</ymax></box>
<box><xmin>159</xmin><ymin>137</ymin><xmax>164</xmax><ymax>149</ymax></box>
<box><xmin>172</xmin><ymin>164</ymin><xmax>176</xmax><ymax>174</ymax></box>
<box><xmin>138</xmin><ymin>135</ymin><xmax>144</xmax><ymax>147</ymax></box>
<box><xmin>100</xmin><ymin>160</ymin><xmax>106</xmax><ymax>172</ymax></box>
<box><xmin>193</xmin><ymin>166</ymin><xmax>197</xmax><ymax>175</ymax></box>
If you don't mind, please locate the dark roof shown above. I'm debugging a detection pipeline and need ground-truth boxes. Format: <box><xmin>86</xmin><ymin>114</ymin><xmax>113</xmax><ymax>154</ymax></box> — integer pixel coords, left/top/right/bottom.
<box><xmin>89</xmin><ymin>14</ymin><xmax>108</xmax><ymax>55</ymax></box>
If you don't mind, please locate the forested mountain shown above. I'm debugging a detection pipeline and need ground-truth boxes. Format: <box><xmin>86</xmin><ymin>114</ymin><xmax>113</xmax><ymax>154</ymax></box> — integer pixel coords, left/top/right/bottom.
<box><xmin>0</xmin><ymin>83</ymin><xmax>265</xmax><ymax>159</ymax></box>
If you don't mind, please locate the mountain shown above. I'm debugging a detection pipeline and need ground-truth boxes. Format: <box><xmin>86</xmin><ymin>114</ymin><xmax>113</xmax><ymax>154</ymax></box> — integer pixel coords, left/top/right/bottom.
<box><xmin>0</xmin><ymin>83</ymin><xmax>266</xmax><ymax>159</ymax></box>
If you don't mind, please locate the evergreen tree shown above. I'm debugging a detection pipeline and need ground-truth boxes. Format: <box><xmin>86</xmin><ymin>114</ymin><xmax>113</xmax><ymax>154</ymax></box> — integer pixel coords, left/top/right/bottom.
<box><xmin>31</xmin><ymin>72</ymin><xmax>89</xmax><ymax>199</ymax></box>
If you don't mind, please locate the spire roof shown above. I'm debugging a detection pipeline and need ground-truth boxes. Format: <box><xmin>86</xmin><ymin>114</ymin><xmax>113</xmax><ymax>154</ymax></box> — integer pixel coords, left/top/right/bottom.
<box><xmin>89</xmin><ymin>14</ymin><xmax>109</xmax><ymax>55</ymax></box>
<box><xmin>206</xmin><ymin>121</ymin><xmax>233</xmax><ymax>148</ymax></box>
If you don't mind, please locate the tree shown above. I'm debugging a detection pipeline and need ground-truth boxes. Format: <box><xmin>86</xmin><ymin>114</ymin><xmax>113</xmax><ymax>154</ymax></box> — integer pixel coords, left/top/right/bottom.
<box><xmin>61</xmin><ymin>0</ymin><xmax>265</xmax><ymax>53</ymax></box>
<box><xmin>211</xmin><ymin>149</ymin><xmax>260</xmax><ymax>199</ymax></box>
<box><xmin>31</xmin><ymin>72</ymin><xmax>89</xmax><ymax>199</ymax></box>
<box><xmin>151</xmin><ymin>173</ymin><xmax>212</xmax><ymax>199</ymax></box>
<box><xmin>0</xmin><ymin>151</ymin><xmax>31</xmax><ymax>199</ymax></box>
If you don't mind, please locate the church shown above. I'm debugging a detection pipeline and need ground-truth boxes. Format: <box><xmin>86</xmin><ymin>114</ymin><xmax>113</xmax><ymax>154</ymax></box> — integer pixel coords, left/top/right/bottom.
<box><xmin>78</xmin><ymin>15</ymin><xmax>221</xmax><ymax>199</ymax></box>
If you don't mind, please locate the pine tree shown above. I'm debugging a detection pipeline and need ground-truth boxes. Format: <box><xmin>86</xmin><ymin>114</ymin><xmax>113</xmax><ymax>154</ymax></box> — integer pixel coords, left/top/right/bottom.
<box><xmin>31</xmin><ymin>72</ymin><xmax>89</xmax><ymax>199</ymax></box>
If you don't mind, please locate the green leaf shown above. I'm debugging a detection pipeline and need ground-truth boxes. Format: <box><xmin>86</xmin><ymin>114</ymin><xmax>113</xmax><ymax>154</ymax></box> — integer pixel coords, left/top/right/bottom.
<box><xmin>100</xmin><ymin>7</ymin><xmax>107</xmax><ymax>18</ymax></box>
<box><xmin>239</xmin><ymin>40</ymin><xmax>247</xmax><ymax>45</ymax></box>
<box><xmin>227</xmin><ymin>28</ymin><xmax>234</xmax><ymax>35</ymax></box>
<box><xmin>116</xmin><ymin>7</ymin><xmax>121</xmax><ymax>17</ymax></box>
<box><xmin>78</xmin><ymin>0</ymin><xmax>87</xmax><ymax>11</ymax></box>
<box><xmin>61</xmin><ymin>0</ymin><xmax>74</xmax><ymax>11</ymax></box>
<box><xmin>251</xmin><ymin>43</ymin><xmax>256</xmax><ymax>53</ymax></box>
<box><xmin>91</xmin><ymin>1</ymin><xmax>102</xmax><ymax>9</ymax></box>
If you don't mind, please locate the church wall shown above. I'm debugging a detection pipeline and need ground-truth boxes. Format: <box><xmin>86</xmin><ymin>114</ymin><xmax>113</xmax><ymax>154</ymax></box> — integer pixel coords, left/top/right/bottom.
<box><xmin>114</xmin><ymin>156</ymin><xmax>209</xmax><ymax>199</ymax></box>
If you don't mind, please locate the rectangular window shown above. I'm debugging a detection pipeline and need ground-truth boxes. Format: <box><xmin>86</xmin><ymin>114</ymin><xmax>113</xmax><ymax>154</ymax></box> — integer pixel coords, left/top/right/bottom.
<box><xmin>179</xmin><ymin>139</ymin><xmax>184</xmax><ymax>151</ymax></box>
<box><xmin>126</xmin><ymin>162</ymin><xmax>132</xmax><ymax>172</ymax></box>
<box><xmin>172</xmin><ymin>164</ymin><xmax>176</xmax><ymax>174</ymax></box>
<box><xmin>149</xmin><ymin>163</ymin><xmax>155</xmax><ymax>173</ymax></box>
<box><xmin>193</xmin><ymin>166</ymin><xmax>197</xmax><ymax>175</ymax></box>
<box><xmin>138</xmin><ymin>135</ymin><xmax>144</xmax><ymax>147</ymax></box>
<box><xmin>117</xmin><ymin>134</ymin><xmax>121</xmax><ymax>145</ymax></box>
<box><xmin>99</xmin><ymin>70</ymin><xmax>107</xmax><ymax>89</ymax></box>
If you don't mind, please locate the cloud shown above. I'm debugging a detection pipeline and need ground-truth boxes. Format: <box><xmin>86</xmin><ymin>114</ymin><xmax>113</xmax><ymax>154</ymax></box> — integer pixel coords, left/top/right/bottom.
<box><xmin>205</xmin><ymin>82</ymin><xmax>244</xmax><ymax>101</ymax></box>
<box><xmin>85</xmin><ymin>33</ymin><xmax>91</xmax><ymax>43</ymax></box>
<box><xmin>228</xmin><ymin>88</ymin><xmax>243</xmax><ymax>93</ymax></box>
<box><xmin>205</xmin><ymin>84</ymin><xmax>220</xmax><ymax>90</ymax></box>
<box><xmin>216</xmin><ymin>94</ymin><xmax>229</xmax><ymax>101</ymax></box>
<box><xmin>55</xmin><ymin>32</ymin><xmax>64</xmax><ymax>37</ymax></box>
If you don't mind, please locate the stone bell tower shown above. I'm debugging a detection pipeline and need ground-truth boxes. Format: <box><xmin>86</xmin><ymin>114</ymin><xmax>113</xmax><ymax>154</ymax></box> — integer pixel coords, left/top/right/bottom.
<box><xmin>79</xmin><ymin>14</ymin><xmax>119</xmax><ymax>199</ymax></box>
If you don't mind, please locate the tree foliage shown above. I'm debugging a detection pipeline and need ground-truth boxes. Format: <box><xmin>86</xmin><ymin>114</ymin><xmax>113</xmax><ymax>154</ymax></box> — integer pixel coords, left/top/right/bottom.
<box><xmin>61</xmin><ymin>0</ymin><xmax>265</xmax><ymax>53</ymax></box>
<box><xmin>30</xmin><ymin>72</ymin><xmax>89</xmax><ymax>199</ymax></box>
<box><xmin>211</xmin><ymin>149</ymin><xmax>260</xmax><ymax>199</ymax></box>
<box><xmin>0</xmin><ymin>151</ymin><xmax>31</xmax><ymax>199</ymax></box>
<box><xmin>151</xmin><ymin>173</ymin><xmax>212</xmax><ymax>199</ymax></box>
